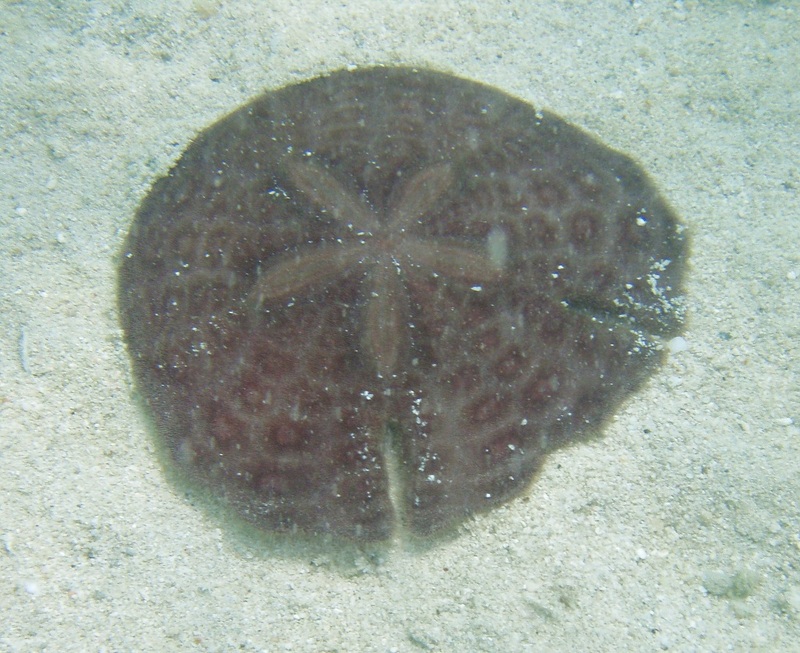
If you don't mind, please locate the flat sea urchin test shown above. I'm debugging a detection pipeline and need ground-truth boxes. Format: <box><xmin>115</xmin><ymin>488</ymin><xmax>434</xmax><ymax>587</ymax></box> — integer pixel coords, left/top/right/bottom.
<box><xmin>118</xmin><ymin>66</ymin><xmax>686</xmax><ymax>541</ymax></box>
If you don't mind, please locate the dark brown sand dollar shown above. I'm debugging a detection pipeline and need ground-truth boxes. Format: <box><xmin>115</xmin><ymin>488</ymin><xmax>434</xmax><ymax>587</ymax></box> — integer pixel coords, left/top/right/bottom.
<box><xmin>118</xmin><ymin>66</ymin><xmax>686</xmax><ymax>542</ymax></box>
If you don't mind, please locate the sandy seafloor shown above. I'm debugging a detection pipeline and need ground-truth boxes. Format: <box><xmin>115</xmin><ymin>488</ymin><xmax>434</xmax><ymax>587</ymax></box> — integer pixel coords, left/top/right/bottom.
<box><xmin>1</xmin><ymin>1</ymin><xmax>799</xmax><ymax>651</ymax></box>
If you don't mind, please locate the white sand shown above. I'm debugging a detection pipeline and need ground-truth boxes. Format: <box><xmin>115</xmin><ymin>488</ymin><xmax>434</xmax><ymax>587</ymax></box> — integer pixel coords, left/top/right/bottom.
<box><xmin>1</xmin><ymin>1</ymin><xmax>799</xmax><ymax>651</ymax></box>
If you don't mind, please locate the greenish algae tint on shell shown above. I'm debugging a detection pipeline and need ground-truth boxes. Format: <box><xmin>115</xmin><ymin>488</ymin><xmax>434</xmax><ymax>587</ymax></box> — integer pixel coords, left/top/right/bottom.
<box><xmin>118</xmin><ymin>66</ymin><xmax>686</xmax><ymax>542</ymax></box>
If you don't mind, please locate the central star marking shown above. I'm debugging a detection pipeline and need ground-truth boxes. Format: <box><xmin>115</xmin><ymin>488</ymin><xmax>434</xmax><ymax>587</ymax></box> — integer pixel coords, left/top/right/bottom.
<box><xmin>248</xmin><ymin>156</ymin><xmax>505</xmax><ymax>377</ymax></box>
